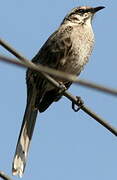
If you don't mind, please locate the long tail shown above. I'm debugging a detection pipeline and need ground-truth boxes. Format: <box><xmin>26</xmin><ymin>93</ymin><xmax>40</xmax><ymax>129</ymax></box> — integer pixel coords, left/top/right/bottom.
<box><xmin>12</xmin><ymin>94</ymin><xmax>38</xmax><ymax>177</ymax></box>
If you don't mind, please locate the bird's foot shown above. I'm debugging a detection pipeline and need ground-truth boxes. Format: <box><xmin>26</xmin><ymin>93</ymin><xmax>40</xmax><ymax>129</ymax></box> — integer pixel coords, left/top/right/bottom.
<box><xmin>58</xmin><ymin>82</ymin><xmax>67</xmax><ymax>94</ymax></box>
<box><xmin>72</xmin><ymin>96</ymin><xmax>84</xmax><ymax>112</ymax></box>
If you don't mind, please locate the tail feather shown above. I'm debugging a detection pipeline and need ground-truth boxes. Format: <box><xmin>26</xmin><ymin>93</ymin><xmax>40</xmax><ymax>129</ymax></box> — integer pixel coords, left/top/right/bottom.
<box><xmin>12</xmin><ymin>95</ymin><xmax>38</xmax><ymax>177</ymax></box>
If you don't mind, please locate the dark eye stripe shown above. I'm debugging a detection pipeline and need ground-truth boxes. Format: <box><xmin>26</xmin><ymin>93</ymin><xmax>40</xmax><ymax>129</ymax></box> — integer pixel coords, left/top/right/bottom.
<box><xmin>75</xmin><ymin>8</ymin><xmax>92</xmax><ymax>14</ymax></box>
<box><xmin>76</xmin><ymin>9</ymin><xmax>85</xmax><ymax>13</ymax></box>
<box><xmin>69</xmin><ymin>8</ymin><xmax>90</xmax><ymax>17</ymax></box>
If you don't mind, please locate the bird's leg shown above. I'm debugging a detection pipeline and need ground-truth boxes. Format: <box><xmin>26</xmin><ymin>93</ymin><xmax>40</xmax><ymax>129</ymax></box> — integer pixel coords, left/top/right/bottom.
<box><xmin>72</xmin><ymin>96</ymin><xmax>84</xmax><ymax>112</ymax></box>
<box><xmin>53</xmin><ymin>82</ymin><xmax>67</xmax><ymax>102</ymax></box>
<box><xmin>58</xmin><ymin>82</ymin><xmax>67</xmax><ymax>94</ymax></box>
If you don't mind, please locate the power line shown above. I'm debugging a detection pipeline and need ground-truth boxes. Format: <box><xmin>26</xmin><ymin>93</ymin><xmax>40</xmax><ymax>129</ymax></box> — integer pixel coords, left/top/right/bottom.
<box><xmin>0</xmin><ymin>38</ymin><xmax>117</xmax><ymax>136</ymax></box>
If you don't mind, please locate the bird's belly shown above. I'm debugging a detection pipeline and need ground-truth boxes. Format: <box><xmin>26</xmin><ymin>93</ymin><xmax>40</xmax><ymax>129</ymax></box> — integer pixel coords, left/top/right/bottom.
<box><xmin>59</xmin><ymin>58</ymin><xmax>82</xmax><ymax>75</ymax></box>
<box><xmin>59</xmin><ymin>43</ymin><xmax>93</xmax><ymax>76</ymax></box>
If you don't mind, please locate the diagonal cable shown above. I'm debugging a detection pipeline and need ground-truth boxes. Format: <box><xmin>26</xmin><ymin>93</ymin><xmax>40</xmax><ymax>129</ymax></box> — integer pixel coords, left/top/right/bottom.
<box><xmin>0</xmin><ymin>54</ymin><xmax>117</xmax><ymax>96</ymax></box>
<box><xmin>0</xmin><ymin>171</ymin><xmax>14</xmax><ymax>180</ymax></box>
<box><xmin>0</xmin><ymin>38</ymin><xmax>117</xmax><ymax>136</ymax></box>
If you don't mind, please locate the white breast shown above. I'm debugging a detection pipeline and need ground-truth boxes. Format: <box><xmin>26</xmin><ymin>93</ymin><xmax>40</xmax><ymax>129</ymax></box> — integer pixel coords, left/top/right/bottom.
<box><xmin>70</xmin><ymin>22</ymin><xmax>95</xmax><ymax>74</ymax></box>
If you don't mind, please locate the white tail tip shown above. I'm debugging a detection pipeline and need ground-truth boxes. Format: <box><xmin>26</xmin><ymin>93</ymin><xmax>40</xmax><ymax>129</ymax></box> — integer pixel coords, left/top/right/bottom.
<box><xmin>12</xmin><ymin>155</ymin><xmax>25</xmax><ymax>178</ymax></box>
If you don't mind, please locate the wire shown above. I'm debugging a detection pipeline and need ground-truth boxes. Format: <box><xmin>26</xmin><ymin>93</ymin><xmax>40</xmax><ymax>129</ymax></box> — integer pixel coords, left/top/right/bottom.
<box><xmin>0</xmin><ymin>38</ymin><xmax>117</xmax><ymax>136</ymax></box>
<box><xmin>0</xmin><ymin>54</ymin><xmax>117</xmax><ymax>96</ymax></box>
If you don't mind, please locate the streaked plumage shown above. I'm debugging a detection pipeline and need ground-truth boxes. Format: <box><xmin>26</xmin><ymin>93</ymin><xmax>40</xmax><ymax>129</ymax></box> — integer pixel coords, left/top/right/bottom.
<box><xmin>12</xmin><ymin>6</ymin><xmax>105</xmax><ymax>177</ymax></box>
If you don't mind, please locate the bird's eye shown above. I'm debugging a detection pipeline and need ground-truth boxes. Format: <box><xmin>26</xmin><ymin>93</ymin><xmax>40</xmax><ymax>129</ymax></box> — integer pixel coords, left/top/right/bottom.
<box><xmin>69</xmin><ymin>8</ymin><xmax>85</xmax><ymax>17</ymax></box>
<box><xmin>77</xmin><ymin>9</ymin><xmax>85</xmax><ymax>14</ymax></box>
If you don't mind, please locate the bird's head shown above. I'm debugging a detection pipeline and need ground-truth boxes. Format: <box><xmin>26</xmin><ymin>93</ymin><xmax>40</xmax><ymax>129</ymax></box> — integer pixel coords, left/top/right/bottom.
<box><xmin>62</xmin><ymin>6</ymin><xmax>105</xmax><ymax>25</ymax></box>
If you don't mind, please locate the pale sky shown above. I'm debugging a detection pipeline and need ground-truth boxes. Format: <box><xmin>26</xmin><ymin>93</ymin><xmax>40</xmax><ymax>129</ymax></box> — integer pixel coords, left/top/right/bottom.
<box><xmin>0</xmin><ymin>0</ymin><xmax>117</xmax><ymax>180</ymax></box>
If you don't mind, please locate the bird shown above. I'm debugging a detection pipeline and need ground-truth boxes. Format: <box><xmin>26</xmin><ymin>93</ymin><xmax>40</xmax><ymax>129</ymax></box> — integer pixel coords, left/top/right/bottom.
<box><xmin>12</xmin><ymin>6</ymin><xmax>105</xmax><ymax>177</ymax></box>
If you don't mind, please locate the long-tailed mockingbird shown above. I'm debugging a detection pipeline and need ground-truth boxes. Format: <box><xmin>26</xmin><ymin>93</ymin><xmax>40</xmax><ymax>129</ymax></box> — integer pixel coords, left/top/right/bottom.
<box><xmin>12</xmin><ymin>6</ymin><xmax>105</xmax><ymax>177</ymax></box>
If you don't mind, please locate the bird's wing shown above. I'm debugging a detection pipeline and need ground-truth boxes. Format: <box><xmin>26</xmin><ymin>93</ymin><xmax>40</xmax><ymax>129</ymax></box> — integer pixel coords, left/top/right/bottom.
<box><xmin>32</xmin><ymin>26</ymin><xmax>73</xmax><ymax>69</ymax></box>
<box><xmin>26</xmin><ymin>26</ymin><xmax>73</xmax><ymax>112</ymax></box>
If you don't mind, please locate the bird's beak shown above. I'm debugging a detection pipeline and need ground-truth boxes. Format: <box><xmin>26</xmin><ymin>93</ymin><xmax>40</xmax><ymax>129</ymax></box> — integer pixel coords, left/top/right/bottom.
<box><xmin>93</xmin><ymin>6</ymin><xmax>105</xmax><ymax>13</ymax></box>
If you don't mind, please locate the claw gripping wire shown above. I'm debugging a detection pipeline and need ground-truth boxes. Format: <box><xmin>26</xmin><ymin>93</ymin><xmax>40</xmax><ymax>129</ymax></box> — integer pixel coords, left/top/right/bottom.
<box><xmin>72</xmin><ymin>96</ymin><xmax>84</xmax><ymax>112</ymax></box>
